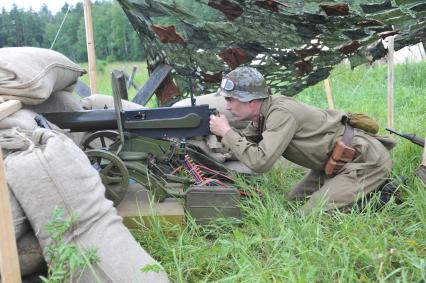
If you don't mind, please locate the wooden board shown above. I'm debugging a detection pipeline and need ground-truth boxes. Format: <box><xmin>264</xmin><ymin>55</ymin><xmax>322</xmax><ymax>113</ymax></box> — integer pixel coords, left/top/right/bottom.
<box><xmin>116</xmin><ymin>184</ymin><xmax>185</xmax><ymax>228</ymax></box>
<box><xmin>132</xmin><ymin>64</ymin><xmax>172</xmax><ymax>106</ymax></box>
<box><xmin>0</xmin><ymin>148</ymin><xmax>22</xmax><ymax>283</ymax></box>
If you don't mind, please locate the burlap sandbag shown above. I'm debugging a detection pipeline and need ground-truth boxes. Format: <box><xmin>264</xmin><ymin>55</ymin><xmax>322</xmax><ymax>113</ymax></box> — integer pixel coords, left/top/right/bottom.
<box><xmin>0</xmin><ymin>108</ymin><xmax>86</xmax><ymax>146</ymax></box>
<box><xmin>4</xmin><ymin>129</ymin><xmax>169</xmax><ymax>282</ymax></box>
<box><xmin>9</xmin><ymin>191</ymin><xmax>45</xmax><ymax>277</ymax></box>
<box><xmin>0</xmin><ymin>47</ymin><xmax>85</xmax><ymax>105</ymax></box>
<box><xmin>9</xmin><ymin>187</ymin><xmax>30</xmax><ymax>239</ymax></box>
<box><xmin>25</xmin><ymin>90</ymin><xmax>82</xmax><ymax>113</ymax></box>
<box><xmin>17</xmin><ymin>231</ymin><xmax>47</xmax><ymax>277</ymax></box>
<box><xmin>81</xmin><ymin>94</ymin><xmax>146</xmax><ymax>110</ymax></box>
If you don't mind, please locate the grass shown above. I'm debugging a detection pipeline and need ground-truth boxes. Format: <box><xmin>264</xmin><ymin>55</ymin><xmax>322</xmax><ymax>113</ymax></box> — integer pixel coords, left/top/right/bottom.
<box><xmin>80</xmin><ymin>60</ymin><xmax>425</xmax><ymax>282</ymax></box>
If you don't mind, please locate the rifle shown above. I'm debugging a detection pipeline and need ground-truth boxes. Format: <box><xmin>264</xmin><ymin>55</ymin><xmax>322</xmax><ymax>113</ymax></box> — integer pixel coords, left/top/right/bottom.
<box><xmin>386</xmin><ymin>128</ymin><xmax>425</xmax><ymax>147</ymax></box>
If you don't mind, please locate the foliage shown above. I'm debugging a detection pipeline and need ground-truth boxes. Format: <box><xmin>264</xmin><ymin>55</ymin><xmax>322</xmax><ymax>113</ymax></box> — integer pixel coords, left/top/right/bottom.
<box><xmin>128</xmin><ymin>61</ymin><xmax>426</xmax><ymax>282</ymax></box>
<box><xmin>39</xmin><ymin>207</ymin><xmax>100</xmax><ymax>283</ymax></box>
<box><xmin>0</xmin><ymin>1</ymin><xmax>146</xmax><ymax>62</ymax></box>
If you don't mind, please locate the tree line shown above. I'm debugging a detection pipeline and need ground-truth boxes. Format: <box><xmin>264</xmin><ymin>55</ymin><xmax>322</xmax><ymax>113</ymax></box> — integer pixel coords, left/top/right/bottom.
<box><xmin>0</xmin><ymin>1</ymin><xmax>146</xmax><ymax>62</ymax></box>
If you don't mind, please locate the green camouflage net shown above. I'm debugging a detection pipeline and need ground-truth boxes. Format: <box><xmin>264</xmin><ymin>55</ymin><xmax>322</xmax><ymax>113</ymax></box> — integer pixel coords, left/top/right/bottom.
<box><xmin>117</xmin><ymin>0</ymin><xmax>426</xmax><ymax>101</ymax></box>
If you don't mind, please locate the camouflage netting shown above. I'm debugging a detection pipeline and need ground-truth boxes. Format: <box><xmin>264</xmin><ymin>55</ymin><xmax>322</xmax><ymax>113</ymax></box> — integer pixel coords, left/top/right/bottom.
<box><xmin>117</xmin><ymin>0</ymin><xmax>426</xmax><ymax>103</ymax></box>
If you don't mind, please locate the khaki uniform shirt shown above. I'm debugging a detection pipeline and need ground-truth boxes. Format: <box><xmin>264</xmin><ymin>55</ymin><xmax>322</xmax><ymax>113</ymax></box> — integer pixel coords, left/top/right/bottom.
<box><xmin>221</xmin><ymin>96</ymin><xmax>348</xmax><ymax>172</ymax></box>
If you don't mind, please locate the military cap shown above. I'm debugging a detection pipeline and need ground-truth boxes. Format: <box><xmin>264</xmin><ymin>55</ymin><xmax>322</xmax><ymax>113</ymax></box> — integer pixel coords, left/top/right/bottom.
<box><xmin>218</xmin><ymin>66</ymin><xmax>269</xmax><ymax>102</ymax></box>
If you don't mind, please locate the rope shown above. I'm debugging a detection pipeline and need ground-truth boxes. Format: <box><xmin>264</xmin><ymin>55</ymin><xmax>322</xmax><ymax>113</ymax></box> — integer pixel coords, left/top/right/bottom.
<box><xmin>50</xmin><ymin>5</ymin><xmax>71</xmax><ymax>49</ymax></box>
<box><xmin>349</xmin><ymin>65</ymin><xmax>373</xmax><ymax>97</ymax></box>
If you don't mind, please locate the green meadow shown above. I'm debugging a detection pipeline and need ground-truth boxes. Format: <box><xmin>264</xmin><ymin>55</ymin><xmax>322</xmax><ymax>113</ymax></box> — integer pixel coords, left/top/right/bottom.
<box><xmin>80</xmin><ymin>61</ymin><xmax>425</xmax><ymax>282</ymax></box>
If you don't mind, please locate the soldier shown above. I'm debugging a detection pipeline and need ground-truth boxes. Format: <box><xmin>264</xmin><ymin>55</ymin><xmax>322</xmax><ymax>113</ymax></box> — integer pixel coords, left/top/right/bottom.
<box><xmin>209</xmin><ymin>66</ymin><xmax>396</xmax><ymax>215</ymax></box>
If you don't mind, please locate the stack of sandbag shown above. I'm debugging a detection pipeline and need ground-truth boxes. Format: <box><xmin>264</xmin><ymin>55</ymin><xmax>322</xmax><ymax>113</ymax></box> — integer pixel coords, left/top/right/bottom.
<box><xmin>0</xmin><ymin>47</ymin><xmax>169</xmax><ymax>282</ymax></box>
<box><xmin>0</xmin><ymin>47</ymin><xmax>86</xmax><ymax>279</ymax></box>
<box><xmin>0</xmin><ymin>47</ymin><xmax>85</xmax><ymax>105</ymax></box>
<box><xmin>0</xmin><ymin>47</ymin><xmax>87</xmax><ymax>145</ymax></box>
<box><xmin>3</xmin><ymin>128</ymin><xmax>168</xmax><ymax>282</ymax></box>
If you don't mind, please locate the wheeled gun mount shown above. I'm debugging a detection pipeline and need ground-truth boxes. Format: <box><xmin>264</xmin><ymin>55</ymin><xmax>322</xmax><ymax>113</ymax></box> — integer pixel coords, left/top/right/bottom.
<box><xmin>386</xmin><ymin>128</ymin><xmax>425</xmax><ymax>147</ymax></box>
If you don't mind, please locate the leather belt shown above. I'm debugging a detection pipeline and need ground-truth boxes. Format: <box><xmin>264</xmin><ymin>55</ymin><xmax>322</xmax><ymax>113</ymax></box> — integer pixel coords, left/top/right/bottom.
<box><xmin>342</xmin><ymin>123</ymin><xmax>354</xmax><ymax>146</ymax></box>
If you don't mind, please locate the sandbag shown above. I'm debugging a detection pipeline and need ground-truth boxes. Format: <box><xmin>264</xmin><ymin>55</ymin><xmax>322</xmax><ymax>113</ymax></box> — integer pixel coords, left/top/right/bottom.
<box><xmin>81</xmin><ymin>94</ymin><xmax>146</xmax><ymax>110</ymax></box>
<box><xmin>0</xmin><ymin>47</ymin><xmax>85</xmax><ymax>105</ymax></box>
<box><xmin>0</xmin><ymin>109</ymin><xmax>39</xmax><ymax>131</ymax></box>
<box><xmin>17</xmin><ymin>231</ymin><xmax>47</xmax><ymax>277</ymax></box>
<box><xmin>9</xmin><ymin>188</ymin><xmax>30</xmax><ymax>239</ymax></box>
<box><xmin>24</xmin><ymin>90</ymin><xmax>82</xmax><ymax>113</ymax></box>
<box><xmin>5</xmin><ymin>129</ymin><xmax>169</xmax><ymax>282</ymax></box>
<box><xmin>0</xmin><ymin>108</ymin><xmax>86</xmax><ymax>146</ymax></box>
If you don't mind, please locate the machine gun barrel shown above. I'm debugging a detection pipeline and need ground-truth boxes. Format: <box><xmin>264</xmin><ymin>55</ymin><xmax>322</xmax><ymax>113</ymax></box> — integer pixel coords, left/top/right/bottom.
<box><xmin>41</xmin><ymin>105</ymin><xmax>214</xmax><ymax>139</ymax></box>
<box><xmin>386</xmin><ymin>128</ymin><xmax>425</xmax><ymax>147</ymax></box>
<box><xmin>42</xmin><ymin>109</ymin><xmax>117</xmax><ymax>132</ymax></box>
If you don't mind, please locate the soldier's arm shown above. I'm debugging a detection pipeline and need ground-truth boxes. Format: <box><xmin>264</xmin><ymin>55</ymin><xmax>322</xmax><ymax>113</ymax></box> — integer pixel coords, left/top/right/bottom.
<box><xmin>239</xmin><ymin>122</ymin><xmax>263</xmax><ymax>143</ymax></box>
<box><xmin>221</xmin><ymin>109</ymin><xmax>297</xmax><ymax>172</ymax></box>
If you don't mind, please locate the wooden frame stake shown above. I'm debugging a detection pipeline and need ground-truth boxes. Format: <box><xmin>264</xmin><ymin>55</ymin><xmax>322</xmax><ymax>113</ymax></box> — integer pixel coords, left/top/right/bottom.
<box><xmin>387</xmin><ymin>36</ymin><xmax>395</xmax><ymax>129</ymax></box>
<box><xmin>324</xmin><ymin>79</ymin><xmax>334</xmax><ymax>110</ymax></box>
<box><xmin>83</xmin><ymin>0</ymin><xmax>98</xmax><ymax>94</ymax></box>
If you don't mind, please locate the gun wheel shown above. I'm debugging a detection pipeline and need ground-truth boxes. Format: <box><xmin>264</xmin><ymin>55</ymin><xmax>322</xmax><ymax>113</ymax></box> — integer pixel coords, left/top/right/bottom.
<box><xmin>81</xmin><ymin>130</ymin><xmax>121</xmax><ymax>152</ymax></box>
<box><xmin>86</xmin><ymin>149</ymin><xmax>129</xmax><ymax>206</ymax></box>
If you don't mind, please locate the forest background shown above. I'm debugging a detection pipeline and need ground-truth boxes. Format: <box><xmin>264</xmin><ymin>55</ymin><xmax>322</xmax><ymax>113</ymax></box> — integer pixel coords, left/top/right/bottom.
<box><xmin>0</xmin><ymin>0</ymin><xmax>219</xmax><ymax>62</ymax></box>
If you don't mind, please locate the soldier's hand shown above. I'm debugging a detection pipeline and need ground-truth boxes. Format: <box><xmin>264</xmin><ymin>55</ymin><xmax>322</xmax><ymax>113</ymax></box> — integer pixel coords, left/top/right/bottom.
<box><xmin>209</xmin><ymin>114</ymin><xmax>231</xmax><ymax>137</ymax></box>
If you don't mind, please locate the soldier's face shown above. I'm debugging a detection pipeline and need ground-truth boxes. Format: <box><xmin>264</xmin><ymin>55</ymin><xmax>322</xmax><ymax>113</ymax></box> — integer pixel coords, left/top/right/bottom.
<box><xmin>225</xmin><ymin>97</ymin><xmax>258</xmax><ymax>121</ymax></box>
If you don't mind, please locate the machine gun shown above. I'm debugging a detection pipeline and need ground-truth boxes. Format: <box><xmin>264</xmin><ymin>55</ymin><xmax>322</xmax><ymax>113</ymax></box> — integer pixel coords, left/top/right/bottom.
<box><xmin>40</xmin><ymin>70</ymin><xmax>240</xmax><ymax>220</ymax></box>
<box><xmin>386</xmin><ymin>128</ymin><xmax>425</xmax><ymax>147</ymax></box>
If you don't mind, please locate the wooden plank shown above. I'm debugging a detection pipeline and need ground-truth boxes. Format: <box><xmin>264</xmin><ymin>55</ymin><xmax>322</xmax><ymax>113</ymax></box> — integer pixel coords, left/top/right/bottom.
<box><xmin>0</xmin><ymin>147</ymin><xmax>22</xmax><ymax>283</ymax></box>
<box><xmin>387</xmin><ymin>36</ymin><xmax>394</xmax><ymax>129</ymax></box>
<box><xmin>111</xmin><ymin>70</ymin><xmax>129</xmax><ymax>100</ymax></box>
<box><xmin>0</xmin><ymin>100</ymin><xmax>22</xmax><ymax>121</ymax></box>
<box><xmin>116</xmin><ymin>184</ymin><xmax>184</xmax><ymax>228</ymax></box>
<box><xmin>324</xmin><ymin>79</ymin><xmax>334</xmax><ymax>110</ymax></box>
<box><xmin>132</xmin><ymin>64</ymin><xmax>172</xmax><ymax>106</ymax></box>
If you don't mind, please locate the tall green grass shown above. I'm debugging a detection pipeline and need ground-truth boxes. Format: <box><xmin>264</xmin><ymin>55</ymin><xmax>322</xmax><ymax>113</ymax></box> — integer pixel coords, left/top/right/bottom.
<box><xmin>84</xmin><ymin>61</ymin><xmax>426</xmax><ymax>282</ymax></box>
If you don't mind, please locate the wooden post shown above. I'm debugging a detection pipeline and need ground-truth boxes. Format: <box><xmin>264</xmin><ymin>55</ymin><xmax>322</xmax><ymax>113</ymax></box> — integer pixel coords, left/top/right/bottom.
<box><xmin>387</xmin><ymin>36</ymin><xmax>394</xmax><ymax>129</ymax></box>
<box><xmin>0</xmin><ymin>100</ymin><xmax>23</xmax><ymax>283</ymax></box>
<box><xmin>422</xmin><ymin>146</ymin><xmax>426</xmax><ymax>167</ymax></box>
<box><xmin>83</xmin><ymin>0</ymin><xmax>98</xmax><ymax>94</ymax></box>
<box><xmin>324</xmin><ymin>79</ymin><xmax>334</xmax><ymax>110</ymax></box>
